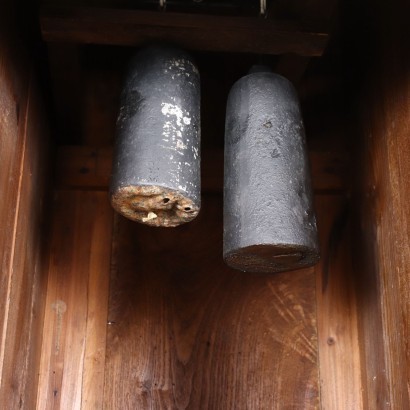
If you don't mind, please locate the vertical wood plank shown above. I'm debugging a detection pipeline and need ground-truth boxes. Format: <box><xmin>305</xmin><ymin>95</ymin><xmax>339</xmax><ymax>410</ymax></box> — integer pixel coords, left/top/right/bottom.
<box><xmin>0</xmin><ymin>75</ymin><xmax>51</xmax><ymax>409</ymax></box>
<box><xmin>315</xmin><ymin>195</ymin><xmax>363</xmax><ymax>409</ymax></box>
<box><xmin>104</xmin><ymin>196</ymin><xmax>320</xmax><ymax>409</ymax></box>
<box><xmin>0</xmin><ymin>34</ymin><xmax>30</xmax><ymax>382</ymax></box>
<box><xmin>0</xmin><ymin>6</ymin><xmax>52</xmax><ymax>406</ymax></box>
<box><xmin>37</xmin><ymin>191</ymin><xmax>113</xmax><ymax>409</ymax></box>
<box><xmin>349</xmin><ymin>0</ymin><xmax>410</xmax><ymax>407</ymax></box>
<box><xmin>81</xmin><ymin>194</ymin><xmax>113</xmax><ymax>409</ymax></box>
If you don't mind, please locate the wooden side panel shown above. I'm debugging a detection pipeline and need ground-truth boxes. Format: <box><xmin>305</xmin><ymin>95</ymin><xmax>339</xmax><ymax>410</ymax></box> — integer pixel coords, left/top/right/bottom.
<box><xmin>0</xmin><ymin>10</ymin><xmax>51</xmax><ymax>408</ymax></box>
<box><xmin>0</xmin><ymin>21</ymin><xmax>29</xmax><ymax>374</ymax></box>
<box><xmin>315</xmin><ymin>195</ymin><xmax>363</xmax><ymax>409</ymax></box>
<box><xmin>104</xmin><ymin>196</ymin><xmax>319</xmax><ymax>409</ymax></box>
<box><xmin>0</xmin><ymin>77</ymin><xmax>51</xmax><ymax>409</ymax></box>
<box><xmin>37</xmin><ymin>191</ymin><xmax>113</xmax><ymax>409</ymax></box>
<box><xmin>350</xmin><ymin>0</ymin><xmax>410</xmax><ymax>407</ymax></box>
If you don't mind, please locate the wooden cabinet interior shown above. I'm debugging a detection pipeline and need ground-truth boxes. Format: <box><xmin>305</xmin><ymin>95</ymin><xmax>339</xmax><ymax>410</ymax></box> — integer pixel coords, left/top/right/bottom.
<box><xmin>0</xmin><ymin>0</ymin><xmax>409</xmax><ymax>408</ymax></box>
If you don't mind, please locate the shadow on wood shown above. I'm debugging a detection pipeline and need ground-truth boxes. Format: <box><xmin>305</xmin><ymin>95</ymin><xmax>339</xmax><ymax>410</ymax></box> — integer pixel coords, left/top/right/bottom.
<box><xmin>105</xmin><ymin>195</ymin><xmax>319</xmax><ymax>409</ymax></box>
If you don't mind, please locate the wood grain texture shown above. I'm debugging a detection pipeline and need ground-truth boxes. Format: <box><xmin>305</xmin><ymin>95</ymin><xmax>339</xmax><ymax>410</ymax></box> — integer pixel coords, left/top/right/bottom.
<box><xmin>55</xmin><ymin>145</ymin><xmax>349</xmax><ymax>194</ymax></box>
<box><xmin>0</xmin><ymin>23</ymin><xmax>30</xmax><ymax>379</ymax></box>
<box><xmin>0</xmin><ymin>11</ymin><xmax>51</xmax><ymax>408</ymax></box>
<box><xmin>37</xmin><ymin>191</ymin><xmax>113</xmax><ymax>409</ymax></box>
<box><xmin>0</xmin><ymin>75</ymin><xmax>51</xmax><ymax>410</ymax></box>
<box><xmin>40</xmin><ymin>6</ymin><xmax>328</xmax><ymax>56</ymax></box>
<box><xmin>104</xmin><ymin>195</ymin><xmax>319</xmax><ymax>409</ymax></box>
<box><xmin>349</xmin><ymin>0</ymin><xmax>410</xmax><ymax>407</ymax></box>
<box><xmin>315</xmin><ymin>195</ymin><xmax>363</xmax><ymax>409</ymax></box>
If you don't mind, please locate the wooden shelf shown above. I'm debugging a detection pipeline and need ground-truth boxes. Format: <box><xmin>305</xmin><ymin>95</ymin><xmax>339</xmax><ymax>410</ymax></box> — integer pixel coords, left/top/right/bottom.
<box><xmin>40</xmin><ymin>6</ymin><xmax>328</xmax><ymax>56</ymax></box>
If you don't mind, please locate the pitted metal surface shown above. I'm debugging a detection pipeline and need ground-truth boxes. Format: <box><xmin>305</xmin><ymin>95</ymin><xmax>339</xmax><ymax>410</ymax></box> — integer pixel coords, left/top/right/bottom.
<box><xmin>110</xmin><ymin>46</ymin><xmax>201</xmax><ymax>226</ymax></box>
<box><xmin>223</xmin><ymin>68</ymin><xmax>320</xmax><ymax>273</ymax></box>
<box><xmin>111</xmin><ymin>184</ymin><xmax>199</xmax><ymax>227</ymax></box>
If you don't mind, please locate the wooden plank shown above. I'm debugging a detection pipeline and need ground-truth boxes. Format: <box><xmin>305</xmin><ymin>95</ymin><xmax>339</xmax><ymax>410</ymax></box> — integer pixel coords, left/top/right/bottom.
<box><xmin>0</xmin><ymin>26</ymin><xmax>29</xmax><ymax>383</ymax></box>
<box><xmin>55</xmin><ymin>145</ymin><xmax>350</xmax><ymax>194</ymax></box>
<box><xmin>104</xmin><ymin>195</ymin><xmax>319</xmax><ymax>409</ymax></box>
<box><xmin>55</xmin><ymin>146</ymin><xmax>113</xmax><ymax>191</ymax></box>
<box><xmin>0</xmin><ymin>74</ymin><xmax>51</xmax><ymax>410</ymax></box>
<box><xmin>81</xmin><ymin>193</ymin><xmax>113</xmax><ymax>409</ymax></box>
<box><xmin>349</xmin><ymin>0</ymin><xmax>410</xmax><ymax>408</ymax></box>
<box><xmin>0</xmin><ymin>8</ymin><xmax>51</xmax><ymax>408</ymax></box>
<box><xmin>315</xmin><ymin>195</ymin><xmax>363</xmax><ymax>409</ymax></box>
<box><xmin>36</xmin><ymin>191</ymin><xmax>113</xmax><ymax>409</ymax></box>
<box><xmin>40</xmin><ymin>6</ymin><xmax>328</xmax><ymax>56</ymax></box>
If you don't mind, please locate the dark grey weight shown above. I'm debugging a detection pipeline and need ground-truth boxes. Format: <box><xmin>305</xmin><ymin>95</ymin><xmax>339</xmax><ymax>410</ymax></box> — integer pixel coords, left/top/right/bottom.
<box><xmin>110</xmin><ymin>46</ymin><xmax>201</xmax><ymax>227</ymax></box>
<box><xmin>223</xmin><ymin>67</ymin><xmax>320</xmax><ymax>273</ymax></box>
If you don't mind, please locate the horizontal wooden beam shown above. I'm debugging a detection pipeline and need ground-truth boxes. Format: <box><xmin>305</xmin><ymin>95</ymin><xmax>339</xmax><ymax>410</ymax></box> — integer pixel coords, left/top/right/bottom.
<box><xmin>55</xmin><ymin>145</ymin><xmax>349</xmax><ymax>194</ymax></box>
<box><xmin>40</xmin><ymin>6</ymin><xmax>328</xmax><ymax>56</ymax></box>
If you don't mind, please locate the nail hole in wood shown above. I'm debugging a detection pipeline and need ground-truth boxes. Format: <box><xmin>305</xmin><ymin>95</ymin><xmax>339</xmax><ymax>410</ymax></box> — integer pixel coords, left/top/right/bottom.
<box><xmin>327</xmin><ymin>336</ymin><xmax>335</xmax><ymax>346</ymax></box>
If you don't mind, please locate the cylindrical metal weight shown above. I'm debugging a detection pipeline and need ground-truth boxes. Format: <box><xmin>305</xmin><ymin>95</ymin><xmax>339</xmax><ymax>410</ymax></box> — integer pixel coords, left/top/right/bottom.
<box><xmin>223</xmin><ymin>67</ymin><xmax>320</xmax><ymax>273</ymax></box>
<box><xmin>110</xmin><ymin>46</ymin><xmax>201</xmax><ymax>227</ymax></box>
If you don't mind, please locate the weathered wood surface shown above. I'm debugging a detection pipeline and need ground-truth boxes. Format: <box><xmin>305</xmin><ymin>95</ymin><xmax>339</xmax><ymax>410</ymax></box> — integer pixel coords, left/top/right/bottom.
<box><xmin>0</xmin><ymin>8</ymin><xmax>51</xmax><ymax>409</ymax></box>
<box><xmin>350</xmin><ymin>0</ymin><xmax>410</xmax><ymax>407</ymax></box>
<box><xmin>55</xmin><ymin>145</ymin><xmax>349</xmax><ymax>194</ymax></box>
<box><xmin>104</xmin><ymin>195</ymin><xmax>319</xmax><ymax>409</ymax></box>
<box><xmin>36</xmin><ymin>139</ymin><xmax>354</xmax><ymax>408</ymax></box>
<box><xmin>37</xmin><ymin>191</ymin><xmax>113</xmax><ymax>409</ymax></box>
<box><xmin>315</xmin><ymin>195</ymin><xmax>363</xmax><ymax>409</ymax></box>
<box><xmin>38</xmin><ymin>193</ymin><xmax>356</xmax><ymax>409</ymax></box>
<box><xmin>0</xmin><ymin>30</ymin><xmax>29</xmax><ymax>391</ymax></box>
<box><xmin>40</xmin><ymin>6</ymin><xmax>328</xmax><ymax>56</ymax></box>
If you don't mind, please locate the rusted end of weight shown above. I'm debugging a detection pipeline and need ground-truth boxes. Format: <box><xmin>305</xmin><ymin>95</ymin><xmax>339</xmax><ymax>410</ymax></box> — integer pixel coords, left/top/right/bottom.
<box><xmin>111</xmin><ymin>185</ymin><xmax>199</xmax><ymax>227</ymax></box>
<box><xmin>110</xmin><ymin>46</ymin><xmax>201</xmax><ymax>227</ymax></box>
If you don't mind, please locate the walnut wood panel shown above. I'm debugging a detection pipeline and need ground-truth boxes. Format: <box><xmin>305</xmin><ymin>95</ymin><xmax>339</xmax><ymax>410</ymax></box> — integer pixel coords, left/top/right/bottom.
<box><xmin>55</xmin><ymin>145</ymin><xmax>349</xmax><ymax>194</ymax></box>
<box><xmin>104</xmin><ymin>195</ymin><xmax>319</xmax><ymax>409</ymax></box>
<box><xmin>315</xmin><ymin>195</ymin><xmax>363</xmax><ymax>409</ymax></box>
<box><xmin>40</xmin><ymin>6</ymin><xmax>328</xmax><ymax>56</ymax></box>
<box><xmin>350</xmin><ymin>0</ymin><xmax>410</xmax><ymax>408</ymax></box>
<box><xmin>37</xmin><ymin>191</ymin><xmax>113</xmax><ymax>409</ymax></box>
<box><xmin>0</xmin><ymin>9</ymin><xmax>51</xmax><ymax>409</ymax></box>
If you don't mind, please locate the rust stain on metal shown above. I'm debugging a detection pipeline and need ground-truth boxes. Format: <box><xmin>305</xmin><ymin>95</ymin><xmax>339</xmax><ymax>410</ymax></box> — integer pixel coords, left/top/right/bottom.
<box><xmin>110</xmin><ymin>46</ymin><xmax>201</xmax><ymax>227</ymax></box>
<box><xmin>111</xmin><ymin>184</ymin><xmax>199</xmax><ymax>227</ymax></box>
